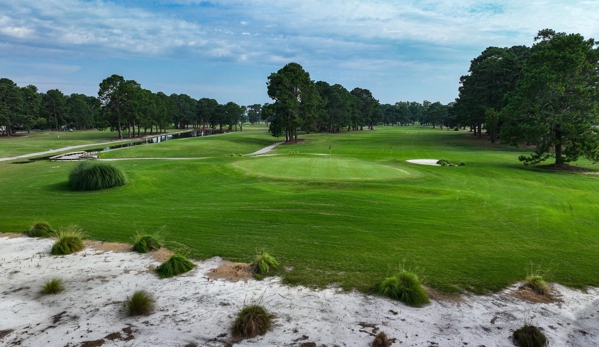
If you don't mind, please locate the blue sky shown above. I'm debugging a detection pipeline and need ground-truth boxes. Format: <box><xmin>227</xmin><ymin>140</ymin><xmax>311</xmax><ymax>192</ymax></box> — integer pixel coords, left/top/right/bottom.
<box><xmin>1</xmin><ymin>0</ymin><xmax>598</xmax><ymax>105</ymax></box>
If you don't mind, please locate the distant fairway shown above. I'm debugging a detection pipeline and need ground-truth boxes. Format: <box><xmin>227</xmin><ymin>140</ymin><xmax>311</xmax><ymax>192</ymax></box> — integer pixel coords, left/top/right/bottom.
<box><xmin>232</xmin><ymin>156</ymin><xmax>411</xmax><ymax>180</ymax></box>
<box><xmin>2</xmin><ymin>125</ymin><xmax>599</xmax><ymax>294</ymax></box>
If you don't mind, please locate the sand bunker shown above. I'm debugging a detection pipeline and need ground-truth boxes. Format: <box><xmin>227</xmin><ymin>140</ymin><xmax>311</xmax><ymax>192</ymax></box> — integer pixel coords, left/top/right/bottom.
<box><xmin>1</xmin><ymin>236</ymin><xmax>598</xmax><ymax>346</ymax></box>
<box><xmin>406</xmin><ymin>159</ymin><xmax>440</xmax><ymax>166</ymax></box>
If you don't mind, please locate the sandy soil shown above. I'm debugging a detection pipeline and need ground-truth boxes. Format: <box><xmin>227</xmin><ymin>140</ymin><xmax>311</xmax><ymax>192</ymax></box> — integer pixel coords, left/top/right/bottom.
<box><xmin>1</xmin><ymin>236</ymin><xmax>598</xmax><ymax>347</ymax></box>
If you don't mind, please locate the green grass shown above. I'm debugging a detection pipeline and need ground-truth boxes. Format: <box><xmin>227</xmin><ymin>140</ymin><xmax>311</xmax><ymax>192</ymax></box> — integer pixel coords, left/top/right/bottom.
<box><xmin>525</xmin><ymin>275</ymin><xmax>550</xmax><ymax>295</ymax></box>
<box><xmin>376</xmin><ymin>270</ymin><xmax>429</xmax><ymax>307</ymax></box>
<box><xmin>156</xmin><ymin>254</ymin><xmax>195</xmax><ymax>278</ymax></box>
<box><xmin>232</xmin><ymin>305</ymin><xmax>272</xmax><ymax>338</ymax></box>
<box><xmin>1</xmin><ymin>126</ymin><xmax>599</xmax><ymax>293</ymax></box>
<box><xmin>132</xmin><ymin>233</ymin><xmax>162</xmax><ymax>253</ymax></box>
<box><xmin>125</xmin><ymin>290</ymin><xmax>155</xmax><ymax>316</ymax></box>
<box><xmin>251</xmin><ymin>251</ymin><xmax>280</xmax><ymax>275</ymax></box>
<box><xmin>28</xmin><ymin>222</ymin><xmax>55</xmax><ymax>237</ymax></box>
<box><xmin>51</xmin><ymin>225</ymin><xmax>85</xmax><ymax>255</ymax></box>
<box><xmin>41</xmin><ymin>278</ymin><xmax>64</xmax><ymax>294</ymax></box>
<box><xmin>68</xmin><ymin>161</ymin><xmax>127</xmax><ymax>191</ymax></box>
<box><xmin>512</xmin><ymin>325</ymin><xmax>548</xmax><ymax>347</ymax></box>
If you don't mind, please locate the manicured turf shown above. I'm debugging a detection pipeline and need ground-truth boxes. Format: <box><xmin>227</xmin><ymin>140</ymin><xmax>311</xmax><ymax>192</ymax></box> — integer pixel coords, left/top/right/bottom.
<box><xmin>1</xmin><ymin>125</ymin><xmax>599</xmax><ymax>294</ymax></box>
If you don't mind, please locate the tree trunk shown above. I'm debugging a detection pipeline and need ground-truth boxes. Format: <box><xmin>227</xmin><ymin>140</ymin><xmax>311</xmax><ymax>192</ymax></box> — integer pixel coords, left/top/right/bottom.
<box><xmin>478</xmin><ymin>123</ymin><xmax>482</xmax><ymax>138</ymax></box>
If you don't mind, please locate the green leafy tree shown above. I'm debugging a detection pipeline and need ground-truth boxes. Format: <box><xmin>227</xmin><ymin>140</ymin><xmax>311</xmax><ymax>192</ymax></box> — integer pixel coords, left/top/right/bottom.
<box><xmin>501</xmin><ymin>29</ymin><xmax>599</xmax><ymax>165</ymax></box>
<box><xmin>98</xmin><ymin>75</ymin><xmax>142</xmax><ymax>139</ymax></box>
<box><xmin>351</xmin><ymin>88</ymin><xmax>381</xmax><ymax>130</ymax></box>
<box><xmin>41</xmin><ymin>89</ymin><xmax>67</xmax><ymax>131</ymax></box>
<box><xmin>197</xmin><ymin>98</ymin><xmax>218</xmax><ymax>129</ymax></box>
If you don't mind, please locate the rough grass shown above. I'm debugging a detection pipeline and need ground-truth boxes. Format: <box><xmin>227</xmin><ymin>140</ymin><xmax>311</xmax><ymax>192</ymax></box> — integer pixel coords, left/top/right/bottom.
<box><xmin>372</xmin><ymin>331</ymin><xmax>391</xmax><ymax>347</ymax></box>
<box><xmin>232</xmin><ymin>305</ymin><xmax>272</xmax><ymax>339</ymax></box>
<box><xmin>525</xmin><ymin>275</ymin><xmax>550</xmax><ymax>296</ymax></box>
<box><xmin>376</xmin><ymin>270</ymin><xmax>430</xmax><ymax>307</ymax></box>
<box><xmin>156</xmin><ymin>254</ymin><xmax>195</xmax><ymax>278</ymax></box>
<box><xmin>28</xmin><ymin>222</ymin><xmax>55</xmax><ymax>237</ymax></box>
<box><xmin>2</xmin><ymin>126</ymin><xmax>599</xmax><ymax>293</ymax></box>
<box><xmin>125</xmin><ymin>290</ymin><xmax>155</xmax><ymax>316</ymax></box>
<box><xmin>132</xmin><ymin>233</ymin><xmax>162</xmax><ymax>253</ymax></box>
<box><xmin>251</xmin><ymin>252</ymin><xmax>279</xmax><ymax>275</ymax></box>
<box><xmin>512</xmin><ymin>325</ymin><xmax>548</xmax><ymax>347</ymax></box>
<box><xmin>68</xmin><ymin>161</ymin><xmax>127</xmax><ymax>191</ymax></box>
<box><xmin>41</xmin><ymin>278</ymin><xmax>64</xmax><ymax>294</ymax></box>
<box><xmin>50</xmin><ymin>225</ymin><xmax>85</xmax><ymax>255</ymax></box>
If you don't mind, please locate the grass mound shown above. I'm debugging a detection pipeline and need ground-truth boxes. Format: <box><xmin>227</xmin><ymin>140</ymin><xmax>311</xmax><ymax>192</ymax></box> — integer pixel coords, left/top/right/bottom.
<box><xmin>132</xmin><ymin>233</ymin><xmax>162</xmax><ymax>253</ymax></box>
<box><xmin>41</xmin><ymin>278</ymin><xmax>64</xmax><ymax>295</ymax></box>
<box><xmin>156</xmin><ymin>254</ymin><xmax>195</xmax><ymax>278</ymax></box>
<box><xmin>126</xmin><ymin>290</ymin><xmax>155</xmax><ymax>316</ymax></box>
<box><xmin>28</xmin><ymin>222</ymin><xmax>55</xmax><ymax>237</ymax></box>
<box><xmin>512</xmin><ymin>325</ymin><xmax>548</xmax><ymax>347</ymax></box>
<box><xmin>68</xmin><ymin>161</ymin><xmax>127</xmax><ymax>191</ymax></box>
<box><xmin>376</xmin><ymin>270</ymin><xmax>430</xmax><ymax>307</ymax></box>
<box><xmin>251</xmin><ymin>251</ymin><xmax>279</xmax><ymax>275</ymax></box>
<box><xmin>50</xmin><ymin>225</ymin><xmax>85</xmax><ymax>255</ymax></box>
<box><xmin>372</xmin><ymin>331</ymin><xmax>391</xmax><ymax>347</ymax></box>
<box><xmin>232</xmin><ymin>305</ymin><xmax>272</xmax><ymax>339</ymax></box>
<box><xmin>525</xmin><ymin>275</ymin><xmax>550</xmax><ymax>296</ymax></box>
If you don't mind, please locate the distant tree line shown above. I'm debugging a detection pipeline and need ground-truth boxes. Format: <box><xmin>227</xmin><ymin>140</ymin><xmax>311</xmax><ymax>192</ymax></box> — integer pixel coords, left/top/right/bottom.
<box><xmin>453</xmin><ymin>29</ymin><xmax>599</xmax><ymax>165</ymax></box>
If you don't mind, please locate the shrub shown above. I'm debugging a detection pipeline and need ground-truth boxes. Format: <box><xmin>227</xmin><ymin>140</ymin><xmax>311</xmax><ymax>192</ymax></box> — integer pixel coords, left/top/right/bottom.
<box><xmin>458</xmin><ymin>161</ymin><xmax>466</xmax><ymax>166</ymax></box>
<box><xmin>251</xmin><ymin>252</ymin><xmax>279</xmax><ymax>275</ymax></box>
<box><xmin>232</xmin><ymin>305</ymin><xmax>272</xmax><ymax>338</ymax></box>
<box><xmin>41</xmin><ymin>278</ymin><xmax>64</xmax><ymax>294</ymax></box>
<box><xmin>437</xmin><ymin>159</ymin><xmax>450</xmax><ymax>166</ymax></box>
<box><xmin>132</xmin><ymin>233</ymin><xmax>162</xmax><ymax>253</ymax></box>
<box><xmin>28</xmin><ymin>222</ymin><xmax>55</xmax><ymax>237</ymax></box>
<box><xmin>525</xmin><ymin>275</ymin><xmax>550</xmax><ymax>296</ymax></box>
<box><xmin>50</xmin><ymin>225</ymin><xmax>85</xmax><ymax>255</ymax></box>
<box><xmin>126</xmin><ymin>290</ymin><xmax>155</xmax><ymax>316</ymax></box>
<box><xmin>68</xmin><ymin>161</ymin><xmax>127</xmax><ymax>191</ymax></box>
<box><xmin>512</xmin><ymin>325</ymin><xmax>548</xmax><ymax>347</ymax></box>
<box><xmin>376</xmin><ymin>270</ymin><xmax>429</xmax><ymax>307</ymax></box>
<box><xmin>372</xmin><ymin>331</ymin><xmax>390</xmax><ymax>347</ymax></box>
<box><xmin>156</xmin><ymin>254</ymin><xmax>195</xmax><ymax>278</ymax></box>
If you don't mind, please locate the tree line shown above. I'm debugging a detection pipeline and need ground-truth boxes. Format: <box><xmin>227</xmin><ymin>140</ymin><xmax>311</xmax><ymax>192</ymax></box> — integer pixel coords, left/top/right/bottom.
<box><xmin>453</xmin><ymin>29</ymin><xmax>599</xmax><ymax>165</ymax></box>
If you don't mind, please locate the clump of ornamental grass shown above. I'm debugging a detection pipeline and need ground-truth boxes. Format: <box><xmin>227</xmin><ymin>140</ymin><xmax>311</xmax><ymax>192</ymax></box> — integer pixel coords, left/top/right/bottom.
<box><xmin>28</xmin><ymin>222</ymin><xmax>55</xmax><ymax>237</ymax></box>
<box><xmin>376</xmin><ymin>270</ymin><xmax>430</xmax><ymax>307</ymax></box>
<box><xmin>132</xmin><ymin>232</ymin><xmax>162</xmax><ymax>253</ymax></box>
<box><xmin>68</xmin><ymin>161</ymin><xmax>127</xmax><ymax>191</ymax></box>
<box><xmin>125</xmin><ymin>290</ymin><xmax>155</xmax><ymax>316</ymax></box>
<box><xmin>251</xmin><ymin>251</ymin><xmax>279</xmax><ymax>275</ymax></box>
<box><xmin>525</xmin><ymin>275</ymin><xmax>550</xmax><ymax>296</ymax></box>
<box><xmin>437</xmin><ymin>159</ymin><xmax>451</xmax><ymax>166</ymax></box>
<box><xmin>232</xmin><ymin>305</ymin><xmax>272</xmax><ymax>339</ymax></box>
<box><xmin>156</xmin><ymin>254</ymin><xmax>195</xmax><ymax>278</ymax></box>
<box><xmin>512</xmin><ymin>324</ymin><xmax>548</xmax><ymax>347</ymax></box>
<box><xmin>372</xmin><ymin>331</ymin><xmax>391</xmax><ymax>347</ymax></box>
<box><xmin>41</xmin><ymin>278</ymin><xmax>64</xmax><ymax>295</ymax></box>
<box><xmin>50</xmin><ymin>225</ymin><xmax>85</xmax><ymax>255</ymax></box>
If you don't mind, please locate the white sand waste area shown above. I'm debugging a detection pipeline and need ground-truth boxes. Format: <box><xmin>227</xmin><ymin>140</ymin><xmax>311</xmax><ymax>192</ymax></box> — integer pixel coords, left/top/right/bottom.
<box><xmin>406</xmin><ymin>159</ymin><xmax>440</xmax><ymax>166</ymax></box>
<box><xmin>1</xmin><ymin>236</ymin><xmax>598</xmax><ymax>347</ymax></box>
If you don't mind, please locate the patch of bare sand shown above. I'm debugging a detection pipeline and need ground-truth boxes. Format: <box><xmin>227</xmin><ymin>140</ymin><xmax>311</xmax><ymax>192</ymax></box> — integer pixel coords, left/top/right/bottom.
<box><xmin>84</xmin><ymin>240</ymin><xmax>172</xmax><ymax>262</ymax></box>
<box><xmin>207</xmin><ymin>262</ymin><xmax>253</xmax><ymax>282</ymax></box>
<box><xmin>0</xmin><ymin>233</ymin><xmax>25</xmax><ymax>239</ymax></box>
<box><xmin>510</xmin><ymin>283</ymin><xmax>559</xmax><ymax>304</ymax></box>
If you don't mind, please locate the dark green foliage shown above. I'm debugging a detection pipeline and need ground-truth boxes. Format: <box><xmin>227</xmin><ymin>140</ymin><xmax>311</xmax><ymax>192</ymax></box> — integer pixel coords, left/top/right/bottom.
<box><xmin>132</xmin><ymin>234</ymin><xmax>161</xmax><ymax>253</ymax></box>
<box><xmin>513</xmin><ymin>325</ymin><xmax>548</xmax><ymax>347</ymax></box>
<box><xmin>437</xmin><ymin>159</ymin><xmax>450</xmax><ymax>166</ymax></box>
<box><xmin>156</xmin><ymin>254</ymin><xmax>195</xmax><ymax>278</ymax></box>
<box><xmin>68</xmin><ymin>161</ymin><xmax>127</xmax><ymax>191</ymax></box>
<box><xmin>51</xmin><ymin>226</ymin><xmax>84</xmax><ymax>255</ymax></box>
<box><xmin>232</xmin><ymin>305</ymin><xmax>272</xmax><ymax>338</ymax></box>
<box><xmin>372</xmin><ymin>331</ymin><xmax>390</xmax><ymax>347</ymax></box>
<box><xmin>525</xmin><ymin>275</ymin><xmax>550</xmax><ymax>296</ymax></box>
<box><xmin>251</xmin><ymin>252</ymin><xmax>279</xmax><ymax>275</ymax></box>
<box><xmin>376</xmin><ymin>270</ymin><xmax>430</xmax><ymax>307</ymax></box>
<box><xmin>28</xmin><ymin>222</ymin><xmax>55</xmax><ymax>237</ymax></box>
<box><xmin>126</xmin><ymin>290</ymin><xmax>155</xmax><ymax>316</ymax></box>
<box><xmin>41</xmin><ymin>278</ymin><xmax>64</xmax><ymax>294</ymax></box>
<box><xmin>458</xmin><ymin>161</ymin><xmax>466</xmax><ymax>166</ymax></box>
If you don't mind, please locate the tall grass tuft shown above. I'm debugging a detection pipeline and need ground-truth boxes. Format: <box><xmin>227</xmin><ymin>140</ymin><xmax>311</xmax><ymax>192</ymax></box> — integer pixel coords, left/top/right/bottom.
<box><xmin>125</xmin><ymin>290</ymin><xmax>155</xmax><ymax>316</ymax></box>
<box><xmin>232</xmin><ymin>305</ymin><xmax>272</xmax><ymax>338</ymax></box>
<box><xmin>28</xmin><ymin>222</ymin><xmax>55</xmax><ymax>237</ymax></box>
<box><xmin>50</xmin><ymin>225</ymin><xmax>85</xmax><ymax>255</ymax></box>
<box><xmin>376</xmin><ymin>270</ymin><xmax>429</xmax><ymax>307</ymax></box>
<box><xmin>525</xmin><ymin>275</ymin><xmax>550</xmax><ymax>296</ymax></box>
<box><xmin>68</xmin><ymin>161</ymin><xmax>127</xmax><ymax>191</ymax></box>
<box><xmin>41</xmin><ymin>278</ymin><xmax>64</xmax><ymax>294</ymax></box>
<box><xmin>132</xmin><ymin>233</ymin><xmax>162</xmax><ymax>253</ymax></box>
<box><xmin>156</xmin><ymin>254</ymin><xmax>195</xmax><ymax>278</ymax></box>
<box><xmin>512</xmin><ymin>325</ymin><xmax>548</xmax><ymax>347</ymax></box>
<box><xmin>251</xmin><ymin>251</ymin><xmax>279</xmax><ymax>275</ymax></box>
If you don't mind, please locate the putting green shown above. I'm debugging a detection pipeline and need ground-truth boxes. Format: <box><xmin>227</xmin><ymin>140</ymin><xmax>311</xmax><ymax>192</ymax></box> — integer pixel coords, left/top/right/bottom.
<box><xmin>231</xmin><ymin>156</ymin><xmax>410</xmax><ymax>180</ymax></box>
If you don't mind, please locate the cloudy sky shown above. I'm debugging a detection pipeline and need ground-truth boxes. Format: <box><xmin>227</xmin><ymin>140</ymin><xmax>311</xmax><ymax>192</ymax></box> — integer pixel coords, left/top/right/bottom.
<box><xmin>1</xmin><ymin>0</ymin><xmax>598</xmax><ymax>105</ymax></box>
